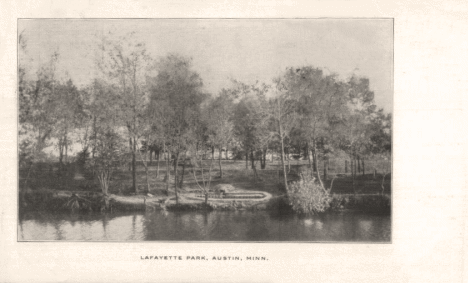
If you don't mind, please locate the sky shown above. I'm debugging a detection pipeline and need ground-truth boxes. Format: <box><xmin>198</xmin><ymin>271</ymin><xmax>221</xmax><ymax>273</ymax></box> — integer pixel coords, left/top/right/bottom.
<box><xmin>19</xmin><ymin>19</ymin><xmax>393</xmax><ymax>112</ymax></box>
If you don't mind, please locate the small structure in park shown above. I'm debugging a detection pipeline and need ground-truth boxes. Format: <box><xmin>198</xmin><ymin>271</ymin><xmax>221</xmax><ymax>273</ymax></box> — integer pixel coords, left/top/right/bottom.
<box><xmin>188</xmin><ymin>184</ymin><xmax>272</xmax><ymax>203</ymax></box>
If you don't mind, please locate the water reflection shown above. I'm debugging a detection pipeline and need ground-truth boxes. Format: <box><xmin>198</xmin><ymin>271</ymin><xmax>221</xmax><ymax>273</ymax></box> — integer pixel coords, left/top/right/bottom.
<box><xmin>19</xmin><ymin>210</ymin><xmax>390</xmax><ymax>242</ymax></box>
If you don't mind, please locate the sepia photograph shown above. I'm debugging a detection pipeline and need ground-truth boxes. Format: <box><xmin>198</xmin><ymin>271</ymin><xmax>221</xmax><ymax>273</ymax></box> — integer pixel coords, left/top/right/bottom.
<box><xmin>18</xmin><ymin>19</ymin><xmax>393</xmax><ymax>242</ymax></box>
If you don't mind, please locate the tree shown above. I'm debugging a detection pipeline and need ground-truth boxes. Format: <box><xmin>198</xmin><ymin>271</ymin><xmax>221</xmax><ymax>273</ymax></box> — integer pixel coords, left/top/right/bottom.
<box><xmin>19</xmin><ymin>47</ymin><xmax>63</xmax><ymax>188</ymax></box>
<box><xmin>49</xmin><ymin>79</ymin><xmax>85</xmax><ymax>170</ymax></box>
<box><xmin>233</xmin><ymin>91</ymin><xmax>271</xmax><ymax>179</ymax></box>
<box><xmin>148</xmin><ymin>54</ymin><xmax>206</xmax><ymax>203</ymax></box>
<box><xmin>96</xmin><ymin>32</ymin><xmax>151</xmax><ymax>193</ymax></box>
<box><xmin>205</xmin><ymin>90</ymin><xmax>235</xmax><ymax>178</ymax></box>
<box><xmin>86</xmin><ymin>128</ymin><xmax>126</xmax><ymax>196</ymax></box>
<box><xmin>80</xmin><ymin>77</ymin><xmax>125</xmax><ymax>194</ymax></box>
<box><xmin>187</xmin><ymin>121</ymin><xmax>215</xmax><ymax>205</ymax></box>
<box><xmin>19</xmin><ymin>51</ymin><xmax>60</xmax><ymax>161</ymax></box>
<box><xmin>269</xmin><ymin>78</ymin><xmax>297</xmax><ymax>191</ymax></box>
<box><xmin>335</xmin><ymin>75</ymin><xmax>377</xmax><ymax>193</ymax></box>
<box><xmin>368</xmin><ymin>109</ymin><xmax>392</xmax><ymax>194</ymax></box>
<box><xmin>283</xmin><ymin>67</ymin><xmax>348</xmax><ymax>190</ymax></box>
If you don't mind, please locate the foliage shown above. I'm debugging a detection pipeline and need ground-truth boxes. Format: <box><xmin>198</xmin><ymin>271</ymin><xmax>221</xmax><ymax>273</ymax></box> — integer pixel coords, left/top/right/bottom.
<box><xmin>19</xmin><ymin>51</ymin><xmax>61</xmax><ymax>165</ymax></box>
<box><xmin>286</xmin><ymin>174</ymin><xmax>332</xmax><ymax>215</ymax></box>
<box><xmin>329</xmin><ymin>194</ymin><xmax>391</xmax><ymax>214</ymax></box>
<box><xmin>76</xmin><ymin>147</ymin><xmax>90</xmax><ymax>167</ymax></box>
<box><xmin>63</xmin><ymin>193</ymin><xmax>92</xmax><ymax>212</ymax></box>
<box><xmin>85</xmin><ymin>130</ymin><xmax>126</xmax><ymax>195</ymax></box>
<box><xmin>18</xmin><ymin>29</ymin><xmax>391</xmax><ymax>206</ymax></box>
<box><xmin>205</xmin><ymin>91</ymin><xmax>235</xmax><ymax>150</ymax></box>
<box><xmin>148</xmin><ymin>54</ymin><xmax>206</xmax><ymax>151</ymax></box>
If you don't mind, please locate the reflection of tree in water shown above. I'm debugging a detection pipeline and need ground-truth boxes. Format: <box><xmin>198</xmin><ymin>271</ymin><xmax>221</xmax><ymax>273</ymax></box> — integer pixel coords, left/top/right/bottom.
<box><xmin>323</xmin><ymin>214</ymin><xmax>347</xmax><ymax>241</ymax></box>
<box><xmin>357</xmin><ymin>215</ymin><xmax>390</xmax><ymax>241</ymax></box>
<box><xmin>18</xmin><ymin>212</ymin><xmax>27</xmax><ymax>240</ymax></box>
<box><xmin>142</xmin><ymin>210</ymin><xmax>188</xmax><ymax>241</ymax></box>
<box><xmin>203</xmin><ymin>211</ymin><xmax>208</xmax><ymax>226</ymax></box>
<box><xmin>184</xmin><ymin>213</ymin><xmax>212</xmax><ymax>240</ymax></box>
<box><xmin>267</xmin><ymin>206</ymin><xmax>295</xmax><ymax>221</ymax></box>
<box><xmin>23</xmin><ymin>211</ymin><xmax>52</xmax><ymax>240</ymax></box>
<box><xmin>209</xmin><ymin>211</ymin><xmax>257</xmax><ymax>241</ymax></box>
<box><xmin>245</xmin><ymin>213</ymin><xmax>270</xmax><ymax>241</ymax></box>
<box><xmin>18</xmin><ymin>220</ymin><xmax>24</xmax><ymax>240</ymax></box>
<box><xmin>142</xmin><ymin>211</ymin><xmax>170</xmax><ymax>240</ymax></box>
<box><xmin>195</xmin><ymin>212</ymin><xmax>209</xmax><ymax>239</ymax></box>
<box><xmin>101</xmin><ymin>213</ymin><xmax>109</xmax><ymax>240</ymax></box>
<box><xmin>207</xmin><ymin>212</ymin><xmax>229</xmax><ymax>240</ymax></box>
<box><xmin>52</xmin><ymin>216</ymin><xmax>65</xmax><ymax>240</ymax></box>
<box><xmin>129</xmin><ymin>214</ymin><xmax>137</xmax><ymax>240</ymax></box>
<box><xmin>343</xmin><ymin>213</ymin><xmax>358</xmax><ymax>241</ymax></box>
<box><xmin>19</xmin><ymin>210</ymin><xmax>390</xmax><ymax>241</ymax></box>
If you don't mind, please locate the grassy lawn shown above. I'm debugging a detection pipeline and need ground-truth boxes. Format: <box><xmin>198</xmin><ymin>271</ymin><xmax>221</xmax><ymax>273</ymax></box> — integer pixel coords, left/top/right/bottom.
<box><xmin>20</xmin><ymin>159</ymin><xmax>391</xmax><ymax>197</ymax></box>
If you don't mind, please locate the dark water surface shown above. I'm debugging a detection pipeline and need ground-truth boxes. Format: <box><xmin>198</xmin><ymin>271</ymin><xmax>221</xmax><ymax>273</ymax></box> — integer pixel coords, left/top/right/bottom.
<box><xmin>18</xmin><ymin>210</ymin><xmax>391</xmax><ymax>242</ymax></box>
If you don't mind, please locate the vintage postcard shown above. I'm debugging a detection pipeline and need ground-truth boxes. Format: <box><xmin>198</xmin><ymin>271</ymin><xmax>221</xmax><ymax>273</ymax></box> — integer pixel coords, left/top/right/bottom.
<box><xmin>18</xmin><ymin>19</ymin><xmax>392</xmax><ymax>242</ymax></box>
<box><xmin>1</xmin><ymin>0</ymin><xmax>466</xmax><ymax>282</ymax></box>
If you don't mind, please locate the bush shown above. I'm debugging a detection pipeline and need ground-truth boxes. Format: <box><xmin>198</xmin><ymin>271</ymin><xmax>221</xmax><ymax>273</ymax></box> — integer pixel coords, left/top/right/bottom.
<box><xmin>76</xmin><ymin>147</ymin><xmax>90</xmax><ymax>167</ymax></box>
<box><xmin>286</xmin><ymin>174</ymin><xmax>331</xmax><ymax>215</ymax></box>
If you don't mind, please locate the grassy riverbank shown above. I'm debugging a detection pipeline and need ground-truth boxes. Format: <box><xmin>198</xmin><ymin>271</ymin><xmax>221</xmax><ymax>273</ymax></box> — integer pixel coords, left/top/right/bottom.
<box><xmin>19</xmin><ymin>160</ymin><xmax>391</xmax><ymax>215</ymax></box>
<box><xmin>20</xmin><ymin>187</ymin><xmax>390</xmax><ymax>215</ymax></box>
<box><xmin>20</xmin><ymin>160</ymin><xmax>391</xmax><ymax>195</ymax></box>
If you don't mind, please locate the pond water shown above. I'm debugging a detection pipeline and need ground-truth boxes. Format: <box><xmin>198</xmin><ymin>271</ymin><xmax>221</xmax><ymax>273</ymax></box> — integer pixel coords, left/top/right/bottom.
<box><xmin>18</xmin><ymin>210</ymin><xmax>391</xmax><ymax>242</ymax></box>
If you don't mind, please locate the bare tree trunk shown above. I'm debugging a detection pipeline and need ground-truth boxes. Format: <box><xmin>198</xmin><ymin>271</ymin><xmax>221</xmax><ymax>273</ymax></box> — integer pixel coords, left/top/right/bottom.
<box><xmin>144</xmin><ymin>155</ymin><xmax>150</xmax><ymax>194</ymax></box>
<box><xmin>191</xmin><ymin>149</ymin><xmax>216</xmax><ymax>204</ymax></box>
<box><xmin>329</xmin><ymin>176</ymin><xmax>337</xmax><ymax>193</ymax></box>
<box><xmin>174</xmin><ymin>152</ymin><xmax>180</xmax><ymax>204</ymax></box>
<box><xmin>381</xmin><ymin>172</ymin><xmax>388</xmax><ymax>195</ymax></box>
<box><xmin>324</xmin><ymin>159</ymin><xmax>328</xmax><ymax>181</ymax></box>
<box><xmin>144</xmin><ymin>164</ymin><xmax>150</xmax><ymax>194</ymax></box>
<box><xmin>58</xmin><ymin>138</ymin><xmax>64</xmax><ymax>171</ymax></box>
<box><xmin>165</xmin><ymin>147</ymin><xmax>170</xmax><ymax>196</ymax></box>
<box><xmin>303</xmin><ymin>143</ymin><xmax>308</xmax><ymax>161</ymax></box>
<box><xmin>261</xmin><ymin>148</ymin><xmax>267</xmax><ymax>169</ymax></box>
<box><xmin>136</xmin><ymin>140</ymin><xmax>151</xmax><ymax>194</ymax></box>
<box><xmin>132</xmin><ymin>137</ymin><xmax>137</xmax><ymax>193</ymax></box>
<box><xmin>128</xmin><ymin>138</ymin><xmax>132</xmax><ymax>171</ymax></box>
<box><xmin>250</xmin><ymin>150</ymin><xmax>258</xmax><ymax>179</ymax></box>
<box><xmin>245</xmin><ymin>152</ymin><xmax>248</xmax><ymax>169</ymax></box>
<box><xmin>307</xmin><ymin>142</ymin><xmax>312</xmax><ymax>169</ymax></box>
<box><xmin>92</xmin><ymin>116</ymin><xmax>97</xmax><ymax>159</ymax></box>
<box><xmin>259</xmin><ymin>151</ymin><xmax>263</xmax><ymax>170</ymax></box>
<box><xmin>362</xmin><ymin>159</ymin><xmax>365</xmax><ymax>176</ymax></box>
<box><xmin>149</xmin><ymin>149</ymin><xmax>153</xmax><ymax>165</ymax></box>
<box><xmin>218</xmin><ymin>147</ymin><xmax>223</xmax><ymax>178</ymax></box>
<box><xmin>355</xmin><ymin>157</ymin><xmax>358</xmax><ymax>177</ymax></box>
<box><xmin>206</xmin><ymin>152</ymin><xmax>215</xmax><ymax>193</ymax></box>
<box><xmin>311</xmin><ymin>147</ymin><xmax>317</xmax><ymax>173</ymax></box>
<box><xmin>179</xmin><ymin>150</ymin><xmax>187</xmax><ymax>188</ymax></box>
<box><xmin>156</xmin><ymin>150</ymin><xmax>160</xmax><ymax>178</ymax></box>
<box><xmin>279</xmin><ymin>124</ymin><xmax>288</xmax><ymax>191</ymax></box>
<box><xmin>357</xmin><ymin>155</ymin><xmax>361</xmax><ymax>173</ymax></box>
<box><xmin>352</xmin><ymin>156</ymin><xmax>356</xmax><ymax>195</ymax></box>
<box><xmin>345</xmin><ymin>160</ymin><xmax>348</xmax><ymax>173</ymax></box>
<box><xmin>313</xmin><ymin>140</ymin><xmax>324</xmax><ymax>190</ymax></box>
<box><xmin>64</xmin><ymin>133</ymin><xmax>68</xmax><ymax>164</ymax></box>
<box><xmin>250</xmin><ymin>150</ymin><xmax>254</xmax><ymax>170</ymax></box>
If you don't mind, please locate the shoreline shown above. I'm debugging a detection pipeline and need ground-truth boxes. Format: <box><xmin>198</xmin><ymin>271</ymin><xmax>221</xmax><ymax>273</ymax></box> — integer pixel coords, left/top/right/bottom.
<box><xmin>19</xmin><ymin>188</ymin><xmax>391</xmax><ymax>215</ymax></box>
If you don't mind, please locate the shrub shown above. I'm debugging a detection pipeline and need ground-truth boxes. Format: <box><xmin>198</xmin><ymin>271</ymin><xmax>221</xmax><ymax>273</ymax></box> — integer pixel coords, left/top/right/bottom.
<box><xmin>76</xmin><ymin>147</ymin><xmax>90</xmax><ymax>167</ymax></box>
<box><xmin>286</xmin><ymin>174</ymin><xmax>331</xmax><ymax>215</ymax></box>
